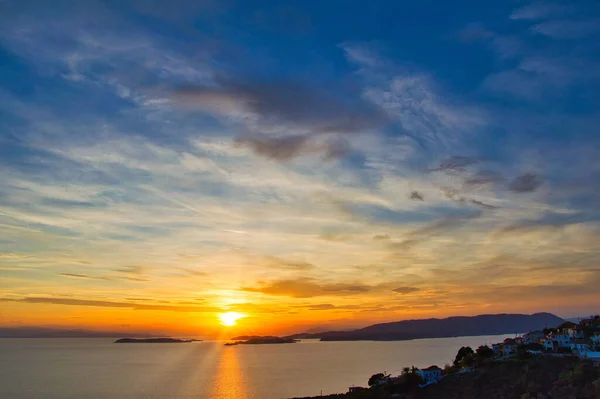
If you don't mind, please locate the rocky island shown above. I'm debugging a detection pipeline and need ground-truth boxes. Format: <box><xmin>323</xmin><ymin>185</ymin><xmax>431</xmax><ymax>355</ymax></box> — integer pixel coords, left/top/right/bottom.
<box><xmin>225</xmin><ymin>336</ymin><xmax>298</xmax><ymax>346</ymax></box>
<box><xmin>114</xmin><ymin>337</ymin><xmax>198</xmax><ymax>343</ymax></box>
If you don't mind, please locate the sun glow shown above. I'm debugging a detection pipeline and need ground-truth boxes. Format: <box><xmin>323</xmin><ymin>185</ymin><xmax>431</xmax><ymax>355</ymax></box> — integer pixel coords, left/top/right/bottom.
<box><xmin>218</xmin><ymin>311</ymin><xmax>246</xmax><ymax>327</ymax></box>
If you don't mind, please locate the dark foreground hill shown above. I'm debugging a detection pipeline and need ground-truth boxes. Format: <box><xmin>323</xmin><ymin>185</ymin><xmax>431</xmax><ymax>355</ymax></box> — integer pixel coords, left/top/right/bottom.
<box><xmin>287</xmin><ymin>313</ymin><xmax>564</xmax><ymax>341</ymax></box>
<box><xmin>291</xmin><ymin>356</ymin><xmax>600</xmax><ymax>399</ymax></box>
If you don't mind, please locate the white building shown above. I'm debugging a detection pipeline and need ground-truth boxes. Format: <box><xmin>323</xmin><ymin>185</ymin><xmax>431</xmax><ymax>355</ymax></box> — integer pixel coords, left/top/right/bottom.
<box><xmin>543</xmin><ymin>338</ymin><xmax>556</xmax><ymax>351</ymax></box>
<box><xmin>417</xmin><ymin>366</ymin><xmax>442</xmax><ymax>385</ymax></box>
<box><xmin>502</xmin><ymin>338</ymin><xmax>518</xmax><ymax>356</ymax></box>
<box><xmin>523</xmin><ymin>331</ymin><xmax>545</xmax><ymax>344</ymax></box>
<box><xmin>568</xmin><ymin>328</ymin><xmax>585</xmax><ymax>339</ymax></box>
<box><xmin>550</xmin><ymin>333</ymin><xmax>571</xmax><ymax>348</ymax></box>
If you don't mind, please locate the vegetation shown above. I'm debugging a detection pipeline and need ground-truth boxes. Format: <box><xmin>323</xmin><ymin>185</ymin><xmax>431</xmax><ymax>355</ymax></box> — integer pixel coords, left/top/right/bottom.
<box><xmin>453</xmin><ymin>346</ymin><xmax>475</xmax><ymax>368</ymax></box>
<box><xmin>293</xmin><ymin>356</ymin><xmax>600</xmax><ymax>399</ymax></box>
<box><xmin>367</xmin><ymin>373</ymin><xmax>389</xmax><ymax>387</ymax></box>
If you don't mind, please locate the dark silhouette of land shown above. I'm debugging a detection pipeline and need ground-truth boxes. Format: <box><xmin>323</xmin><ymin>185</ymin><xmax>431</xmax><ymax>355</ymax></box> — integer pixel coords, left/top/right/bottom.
<box><xmin>286</xmin><ymin>313</ymin><xmax>564</xmax><ymax>341</ymax></box>
<box><xmin>225</xmin><ymin>336</ymin><xmax>298</xmax><ymax>346</ymax></box>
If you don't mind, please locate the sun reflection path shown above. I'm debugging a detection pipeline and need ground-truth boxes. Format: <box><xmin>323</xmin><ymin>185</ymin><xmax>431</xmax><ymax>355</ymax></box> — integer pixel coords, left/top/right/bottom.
<box><xmin>210</xmin><ymin>346</ymin><xmax>248</xmax><ymax>399</ymax></box>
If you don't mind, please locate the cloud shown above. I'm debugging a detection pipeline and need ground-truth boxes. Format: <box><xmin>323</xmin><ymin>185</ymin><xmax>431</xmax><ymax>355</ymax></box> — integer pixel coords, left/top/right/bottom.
<box><xmin>58</xmin><ymin>273</ymin><xmax>111</xmax><ymax>281</ymax></box>
<box><xmin>439</xmin><ymin>187</ymin><xmax>498</xmax><ymax>210</ymax></box>
<box><xmin>508</xmin><ymin>173</ymin><xmax>543</xmax><ymax>193</ymax></box>
<box><xmin>265</xmin><ymin>256</ymin><xmax>315</xmax><ymax>271</ymax></box>
<box><xmin>510</xmin><ymin>2</ymin><xmax>572</xmax><ymax>20</ymax></box>
<box><xmin>531</xmin><ymin>19</ymin><xmax>600</xmax><ymax>39</ymax></box>
<box><xmin>172</xmin><ymin>78</ymin><xmax>387</xmax><ymax>159</ymax></box>
<box><xmin>1</xmin><ymin>297</ymin><xmax>219</xmax><ymax>312</ymax></box>
<box><xmin>113</xmin><ymin>266</ymin><xmax>149</xmax><ymax>282</ymax></box>
<box><xmin>114</xmin><ymin>265</ymin><xmax>147</xmax><ymax>275</ymax></box>
<box><xmin>233</xmin><ymin>135</ymin><xmax>349</xmax><ymax>161</ymax></box>
<box><xmin>430</xmin><ymin>156</ymin><xmax>480</xmax><ymax>173</ymax></box>
<box><xmin>392</xmin><ymin>286</ymin><xmax>420</xmax><ymax>294</ymax></box>
<box><xmin>463</xmin><ymin>170</ymin><xmax>504</xmax><ymax>189</ymax></box>
<box><xmin>458</xmin><ymin>23</ymin><xmax>523</xmax><ymax>60</ymax></box>
<box><xmin>241</xmin><ymin>278</ymin><xmax>372</xmax><ymax>298</ymax></box>
<box><xmin>341</xmin><ymin>42</ymin><xmax>487</xmax><ymax>149</ymax></box>
<box><xmin>306</xmin><ymin>303</ymin><xmax>336</xmax><ymax>310</ymax></box>
<box><xmin>391</xmin><ymin>212</ymin><xmax>482</xmax><ymax>250</ymax></box>
<box><xmin>494</xmin><ymin>212</ymin><xmax>588</xmax><ymax>236</ymax></box>
<box><xmin>409</xmin><ymin>191</ymin><xmax>424</xmax><ymax>201</ymax></box>
<box><xmin>373</xmin><ymin>234</ymin><xmax>390</xmax><ymax>240</ymax></box>
<box><xmin>0</xmin><ymin>253</ymin><xmax>31</xmax><ymax>260</ymax></box>
<box><xmin>469</xmin><ymin>199</ymin><xmax>498</xmax><ymax>209</ymax></box>
<box><xmin>175</xmin><ymin>267</ymin><xmax>206</xmax><ymax>277</ymax></box>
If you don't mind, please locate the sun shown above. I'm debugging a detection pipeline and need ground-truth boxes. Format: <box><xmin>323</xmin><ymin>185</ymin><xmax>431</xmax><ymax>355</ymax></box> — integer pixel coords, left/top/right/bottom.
<box><xmin>218</xmin><ymin>311</ymin><xmax>246</xmax><ymax>327</ymax></box>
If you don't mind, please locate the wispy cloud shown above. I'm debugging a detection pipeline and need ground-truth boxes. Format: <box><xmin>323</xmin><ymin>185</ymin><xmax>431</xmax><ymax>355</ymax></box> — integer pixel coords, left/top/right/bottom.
<box><xmin>242</xmin><ymin>278</ymin><xmax>372</xmax><ymax>298</ymax></box>
<box><xmin>507</xmin><ymin>173</ymin><xmax>543</xmax><ymax>193</ymax></box>
<box><xmin>510</xmin><ymin>2</ymin><xmax>573</xmax><ymax>20</ymax></box>
<box><xmin>531</xmin><ymin>19</ymin><xmax>600</xmax><ymax>39</ymax></box>
<box><xmin>58</xmin><ymin>273</ymin><xmax>111</xmax><ymax>281</ymax></box>
<box><xmin>392</xmin><ymin>286</ymin><xmax>420</xmax><ymax>295</ymax></box>
<box><xmin>1</xmin><ymin>296</ymin><xmax>219</xmax><ymax>312</ymax></box>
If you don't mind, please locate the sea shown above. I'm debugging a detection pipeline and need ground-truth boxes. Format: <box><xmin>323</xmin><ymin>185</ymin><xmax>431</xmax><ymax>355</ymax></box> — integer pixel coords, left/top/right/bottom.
<box><xmin>0</xmin><ymin>334</ymin><xmax>515</xmax><ymax>399</ymax></box>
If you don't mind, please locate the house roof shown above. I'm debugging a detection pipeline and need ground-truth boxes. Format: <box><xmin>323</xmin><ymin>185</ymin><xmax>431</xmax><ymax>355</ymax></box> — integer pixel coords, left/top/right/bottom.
<box><xmin>503</xmin><ymin>338</ymin><xmax>517</xmax><ymax>345</ymax></box>
<box><xmin>421</xmin><ymin>365</ymin><xmax>442</xmax><ymax>371</ymax></box>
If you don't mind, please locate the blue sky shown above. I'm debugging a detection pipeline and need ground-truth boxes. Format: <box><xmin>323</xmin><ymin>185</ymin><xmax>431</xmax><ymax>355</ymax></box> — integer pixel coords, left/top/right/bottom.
<box><xmin>1</xmin><ymin>0</ymin><xmax>600</xmax><ymax>334</ymax></box>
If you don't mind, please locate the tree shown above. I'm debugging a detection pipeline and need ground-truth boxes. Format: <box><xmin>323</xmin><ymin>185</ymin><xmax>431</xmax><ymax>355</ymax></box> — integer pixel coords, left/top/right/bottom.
<box><xmin>476</xmin><ymin>345</ymin><xmax>494</xmax><ymax>359</ymax></box>
<box><xmin>393</xmin><ymin>366</ymin><xmax>423</xmax><ymax>393</ymax></box>
<box><xmin>368</xmin><ymin>373</ymin><xmax>388</xmax><ymax>387</ymax></box>
<box><xmin>453</xmin><ymin>346</ymin><xmax>475</xmax><ymax>367</ymax></box>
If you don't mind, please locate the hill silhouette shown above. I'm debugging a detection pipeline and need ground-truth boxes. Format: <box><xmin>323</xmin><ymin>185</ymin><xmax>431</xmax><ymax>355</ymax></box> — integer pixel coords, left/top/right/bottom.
<box><xmin>286</xmin><ymin>313</ymin><xmax>564</xmax><ymax>341</ymax></box>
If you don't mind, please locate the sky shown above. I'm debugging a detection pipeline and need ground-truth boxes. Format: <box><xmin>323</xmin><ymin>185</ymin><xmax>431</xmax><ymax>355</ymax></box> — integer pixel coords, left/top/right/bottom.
<box><xmin>1</xmin><ymin>0</ymin><xmax>600</xmax><ymax>337</ymax></box>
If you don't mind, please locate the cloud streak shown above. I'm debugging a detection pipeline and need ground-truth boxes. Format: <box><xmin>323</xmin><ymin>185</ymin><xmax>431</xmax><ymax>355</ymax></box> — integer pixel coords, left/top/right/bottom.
<box><xmin>1</xmin><ymin>297</ymin><xmax>219</xmax><ymax>312</ymax></box>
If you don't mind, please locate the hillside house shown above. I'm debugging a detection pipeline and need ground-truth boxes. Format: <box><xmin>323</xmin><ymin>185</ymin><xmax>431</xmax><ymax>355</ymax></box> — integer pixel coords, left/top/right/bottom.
<box><xmin>491</xmin><ymin>343</ymin><xmax>503</xmax><ymax>355</ymax></box>
<box><xmin>543</xmin><ymin>338</ymin><xmax>557</xmax><ymax>351</ymax></box>
<box><xmin>523</xmin><ymin>330</ymin><xmax>545</xmax><ymax>344</ymax></box>
<box><xmin>549</xmin><ymin>332</ymin><xmax>571</xmax><ymax>348</ymax></box>
<box><xmin>570</xmin><ymin>339</ymin><xmax>591</xmax><ymax>355</ymax></box>
<box><xmin>502</xmin><ymin>338</ymin><xmax>517</xmax><ymax>356</ymax></box>
<box><xmin>417</xmin><ymin>366</ymin><xmax>442</xmax><ymax>386</ymax></box>
<box><xmin>568</xmin><ymin>328</ymin><xmax>585</xmax><ymax>339</ymax></box>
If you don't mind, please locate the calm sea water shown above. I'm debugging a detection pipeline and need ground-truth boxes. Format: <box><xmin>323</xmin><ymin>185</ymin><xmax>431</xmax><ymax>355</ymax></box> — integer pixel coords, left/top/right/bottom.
<box><xmin>0</xmin><ymin>335</ymin><xmax>514</xmax><ymax>399</ymax></box>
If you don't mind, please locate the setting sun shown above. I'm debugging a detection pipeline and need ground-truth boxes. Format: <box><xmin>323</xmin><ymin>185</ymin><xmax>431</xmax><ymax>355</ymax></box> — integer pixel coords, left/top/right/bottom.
<box><xmin>218</xmin><ymin>312</ymin><xmax>246</xmax><ymax>327</ymax></box>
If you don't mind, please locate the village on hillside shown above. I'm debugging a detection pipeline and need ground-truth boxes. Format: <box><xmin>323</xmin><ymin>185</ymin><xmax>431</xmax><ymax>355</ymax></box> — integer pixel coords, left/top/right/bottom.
<box><xmin>350</xmin><ymin>315</ymin><xmax>600</xmax><ymax>396</ymax></box>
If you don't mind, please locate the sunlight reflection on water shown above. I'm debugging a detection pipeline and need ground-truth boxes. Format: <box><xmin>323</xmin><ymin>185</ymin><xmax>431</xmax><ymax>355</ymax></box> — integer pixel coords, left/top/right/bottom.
<box><xmin>211</xmin><ymin>347</ymin><xmax>248</xmax><ymax>399</ymax></box>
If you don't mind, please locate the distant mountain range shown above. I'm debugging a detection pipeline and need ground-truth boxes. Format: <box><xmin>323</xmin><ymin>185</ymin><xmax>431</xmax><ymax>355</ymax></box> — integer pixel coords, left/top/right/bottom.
<box><xmin>0</xmin><ymin>327</ymin><xmax>153</xmax><ymax>338</ymax></box>
<box><xmin>285</xmin><ymin>313</ymin><xmax>564</xmax><ymax>341</ymax></box>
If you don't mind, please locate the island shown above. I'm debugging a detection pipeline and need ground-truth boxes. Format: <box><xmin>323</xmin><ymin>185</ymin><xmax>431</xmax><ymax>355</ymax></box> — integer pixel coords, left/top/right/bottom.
<box><xmin>114</xmin><ymin>337</ymin><xmax>199</xmax><ymax>343</ymax></box>
<box><xmin>225</xmin><ymin>336</ymin><xmax>298</xmax><ymax>346</ymax></box>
